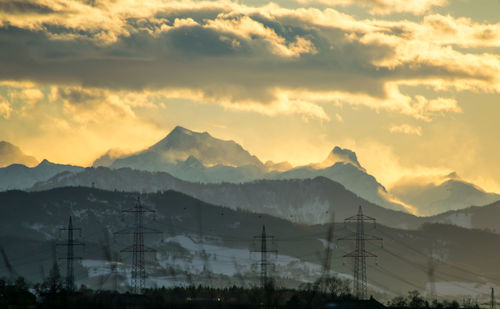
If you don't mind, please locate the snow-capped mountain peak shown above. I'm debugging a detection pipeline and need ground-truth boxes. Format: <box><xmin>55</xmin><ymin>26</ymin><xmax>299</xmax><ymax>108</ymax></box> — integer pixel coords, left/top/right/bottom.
<box><xmin>320</xmin><ymin>146</ymin><xmax>365</xmax><ymax>171</ymax></box>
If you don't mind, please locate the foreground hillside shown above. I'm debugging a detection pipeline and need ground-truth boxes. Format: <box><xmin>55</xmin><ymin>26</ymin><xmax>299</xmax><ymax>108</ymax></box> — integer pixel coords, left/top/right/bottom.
<box><xmin>0</xmin><ymin>187</ymin><xmax>500</xmax><ymax>301</ymax></box>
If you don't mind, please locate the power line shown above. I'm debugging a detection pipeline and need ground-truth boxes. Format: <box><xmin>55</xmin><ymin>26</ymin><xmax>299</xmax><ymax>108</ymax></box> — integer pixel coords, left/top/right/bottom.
<box><xmin>317</xmin><ymin>213</ymin><xmax>335</xmax><ymax>293</ymax></box>
<box><xmin>251</xmin><ymin>225</ymin><xmax>277</xmax><ymax>288</ymax></box>
<box><xmin>338</xmin><ymin>206</ymin><xmax>382</xmax><ymax>300</ymax></box>
<box><xmin>0</xmin><ymin>247</ymin><xmax>19</xmax><ymax>281</ymax></box>
<box><xmin>381</xmin><ymin>247</ymin><xmax>485</xmax><ymax>295</ymax></box>
<box><xmin>114</xmin><ymin>197</ymin><xmax>161</xmax><ymax>294</ymax></box>
<box><xmin>377</xmin><ymin>228</ymin><xmax>495</xmax><ymax>281</ymax></box>
<box><xmin>491</xmin><ymin>288</ymin><xmax>496</xmax><ymax>309</ymax></box>
<box><xmin>56</xmin><ymin>216</ymin><xmax>84</xmax><ymax>292</ymax></box>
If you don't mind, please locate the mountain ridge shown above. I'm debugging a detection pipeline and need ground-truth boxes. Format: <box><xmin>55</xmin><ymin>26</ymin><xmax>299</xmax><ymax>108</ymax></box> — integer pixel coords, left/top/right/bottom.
<box><xmin>0</xmin><ymin>159</ymin><xmax>83</xmax><ymax>191</ymax></box>
<box><xmin>0</xmin><ymin>141</ymin><xmax>38</xmax><ymax>168</ymax></box>
<box><xmin>98</xmin><ymin>126</ymin><xmax>411</xmax><ymax>212</ymax></box>
<box><xmin>30</xmin><ymin>166</ymin><xmax>419</xmax><ymax>228</ymax></box>
<box><xmin>111</xmin><ymin>126</ymin><xmax>263</xmax><ymax>170</ymax></box>
<box><xmin>390</xmin><ymin>173</ymin><xmax>500</xmax><ymax>215</ymax></box>
<box><xmin>3</xmin><ymin>126</ymin><xmax>500</xmax><ymax>217</ymax></box>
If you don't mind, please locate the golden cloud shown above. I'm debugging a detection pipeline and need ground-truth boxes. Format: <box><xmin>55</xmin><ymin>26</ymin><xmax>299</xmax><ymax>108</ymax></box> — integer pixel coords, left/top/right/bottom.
<box><xmin>389</xmin><ymin>124</ymin><xmax>422</xmax><ymax>136</ymax></box>
<box><xmin>0</xmin><ymin>0</ymin><xmax>499</xmax><ymax>121</ymax></box>
<box><xmin>296</xmin><ymin>0</ymin><xmax>448</xmax><ymax>15</ymax></box>
<box><xmin>0</xmin><ymin>99</ymin><xmax>12</xmax><ymax>119</ymax></box>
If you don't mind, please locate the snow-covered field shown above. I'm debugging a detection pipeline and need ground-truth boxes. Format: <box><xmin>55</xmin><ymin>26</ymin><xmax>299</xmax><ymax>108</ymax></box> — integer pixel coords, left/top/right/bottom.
<box><xmin>157</xmin><ymin>235</ymin><xmax>324</xmax><ymax>279</ymax></box>
<box><xmin>434</xmin><ymin>213</ymin><xmax>473</xmax><ymax>229</ymax></box>
<box><xmin>79</xmin><ymin>234</ymin><xmax>355</xmax><ymax>289</ymax></box>
<box><xmin>431</xmin><ymin>281</ymin><xmax>497</xmax><ymax>297</ymax></box>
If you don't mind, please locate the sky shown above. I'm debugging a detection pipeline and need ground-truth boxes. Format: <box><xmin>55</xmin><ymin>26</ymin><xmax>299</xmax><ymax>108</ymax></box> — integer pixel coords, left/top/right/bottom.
<box><xmin>0</xmin><ymin>0</ymin><xmax>500</xmax><ymax>192</ymax></box>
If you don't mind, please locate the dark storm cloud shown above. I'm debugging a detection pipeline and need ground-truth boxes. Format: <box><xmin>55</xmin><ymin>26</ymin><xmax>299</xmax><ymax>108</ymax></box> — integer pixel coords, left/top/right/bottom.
<box><xmin>0</xmin><ymin>22</ymin><xmax>391</xmax><ymax>101</ymax></box>
<box><xmin>57</xmin><ymin>87</ymin><xmax>107</xmax><ymax>105</ymax></box>
<box><xmin>0</xmin><ymin>1</ymin><xmax>498</xmax><ymax>113</ymax></box>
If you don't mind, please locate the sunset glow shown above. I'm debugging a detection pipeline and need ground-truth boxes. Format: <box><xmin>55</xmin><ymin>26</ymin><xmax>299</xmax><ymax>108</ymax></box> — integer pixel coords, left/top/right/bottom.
<box><xmin>1</xmin><ymin>0</ymin><xmax>500</xmax><ymax>192</ymax></box>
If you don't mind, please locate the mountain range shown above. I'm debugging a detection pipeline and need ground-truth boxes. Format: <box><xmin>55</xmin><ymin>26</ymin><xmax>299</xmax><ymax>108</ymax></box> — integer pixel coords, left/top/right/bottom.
<box><xmin>29</xmin><ymin>166</ymin><xmax>500</xmax><ymax>233</ymax></box>
<box><xmin>94</xmin><ymin>126</ymin><xmax>409</xmax><ymax>212</ymax></box>
<box><xmin>2</xmin><ymin>125</ymin><xmax>500</xmax><ymax>299</ymax></box>
<box><xmin>30</xmin><ymin>167</ymin><xmax>418</xmax><ymax>228</ymax></box>
<box><xmin>390</xmin><ymin>173</ymin><xmax>500</xmax><ymax>216</ymax></box>
<box><xmin>1</xmin><ymin>126</ymin><xmax>500</xmax><ymax>216</ymax></box>
<box><xmin>0</xmin><ymin>159</ymin><xmax>83</xmax><ymax>191</ymax></box>
<box><xmin>121</xmin><ymin>126</ymin><xmax>263</xmax><ymax>167</ymax></box>
<box><xmin>273</xmin><ymin>153</ymin><xmax>400</xmax><ymax>212</ymax></box>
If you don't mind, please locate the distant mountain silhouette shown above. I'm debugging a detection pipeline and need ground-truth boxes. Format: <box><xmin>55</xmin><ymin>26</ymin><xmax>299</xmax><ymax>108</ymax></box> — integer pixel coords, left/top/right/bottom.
<box><xmin>110</xmin><ymin>126</ymin><xmax>263</xmax><ymax>170</ymax></box>
<box><xmin>32</xmin><ymin>166</ymin><xmax>500</xmax><ymax>233</ymax></box>
<box><xmin>3</xmin><ymin>126</ymin><xmax>500</xmax><ymax>218</ymax></box>
<box><xmin>318</xmin><ymin>146</ymin><xmax>365</xmax><ymax>171</ymax></box>
<box><xmin>390</xmin><ymin>173</ymin><xmax>500</xmax><ymax>215</ymax></box>
<box><xmin>30</xmin><ymin>166</ymin><xmax>418</xmax><ymax>228</ymax></box>
<box><xmin>426</xmin><ymin>199</ymin><xmax>500</xmax><ymax>231</ymax></box>
<box><xmin>0</xmin><ymin>141</ymin><xmax>38</xmax><ymax>167</ymax></box>
<box><xmin>93</xmin><ymin>127</ymin><xmax>409</xmax><ymax>212</ymax></box>
<box><xmin>0</xmin><ymin>159</ymin><xmax>83</xmax><ymax>191</ymax></box>
<box><xmin>273</xmin><ymin>147</ymin><xmax>403</xmax><ymax>212</ymax></box>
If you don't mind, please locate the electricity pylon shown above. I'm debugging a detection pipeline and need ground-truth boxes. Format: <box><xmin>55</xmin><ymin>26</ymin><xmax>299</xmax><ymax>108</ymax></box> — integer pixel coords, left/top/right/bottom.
<box><xmin>318</xmin><ymin>211</ymin><xmax>335</xmax><ymax>293</ymax></box>
<box><xmin>115</xmin><ymin>197</ymin><xmax>160</xmax><ymax>294</ymax></box>
<box><xmin>338</xmin><ymin>206</ymin><xmax>382</xmax><ymax>299</ymax></box>
<box><xmin>0</xmin><ymin>247</ymin><xmax>19</xmax><ymax>281</ymax></box>
<box><xmin>99</xmin><ymin>229</ymin><xmax>123</xmax><ymax>291</ymax></box>
<box><xmin>491</xmin><ymin>288</ymin><xmax>496</xmax><ymax>309</ymax></box>
<box><xmin>427</xmin><ymin>256</ymin><xmax>437</xmax><ymax>299</ymax></box>
<box><xmin>57</xmin><ymin>216</ymin><xmax>84</xmax><ymax>291</ymax></box>
<box><xmin>251</xmin><ymin>225</ymin><xmax>277</xmax><ymax>287</ymax></box>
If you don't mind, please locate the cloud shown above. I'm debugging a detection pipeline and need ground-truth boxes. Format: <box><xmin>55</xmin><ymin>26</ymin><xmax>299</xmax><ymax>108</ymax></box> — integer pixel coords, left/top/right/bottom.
<box><xmin>205</xmin><ymin>16</ymin><xmax>317</xmax><ymax>57</ymax></box>
<box><xmin>420</xmin><ymin>14</ymin><xmax>500</xmax><ymax>48</ymax></box>
<box><xmin>275</xmin><ymin>83</ymin><xmax>461</xmax><ymax>121</ymax></box>
<box><xmin>296</xmin><ymin>0</ymin><xmax>448</xmax><ymax>15</ymax></box>
<box><xmin>0</xmin><ymin>99</ymin><xmax>12</xmax><ymax>119</ymax></box>
<box><xmin>391</xmin><ymin>172</ymin><xmax>460</xmax><ymax>189</ymax></box>
<box><xmin>389</xmin><ymin>124</ymin><xmax>422</xmax><ymax>136</ymax></box>
<box><xmin>222</xmin><ymin>93</ymin><xmax>330</xmax><ymax>121</ymax></box>
<box><xmin>18</xmin><ymin>88</ymin><xmax>44</xmax><ymax>100</ymax></box>
<box><xmin>0</xmin><ymin>0</ymin><xmax>55</xmax><ymax>14</ymax></box>
<box><xmin>52</xmin><ymin>86</ymin><xmax>158</xmax><ymax>126</ymax></box>
<box><xmin>0</xmin><ymin>1</ymin><xmax>499</xmax><ymax>121</ymax></box>
<box><xmin>348</xmin><ymin>140</ymin><xmax>453</xmax><ymax>188</ymax></box>
<box><xmin>0</xmin><ymin>82</ymin><xmax>166</xmax><ymax>165</ymax></box>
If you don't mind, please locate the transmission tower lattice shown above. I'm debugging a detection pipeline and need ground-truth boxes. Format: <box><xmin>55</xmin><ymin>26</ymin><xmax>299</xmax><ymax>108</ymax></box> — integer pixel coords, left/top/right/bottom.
<box><xmin>0</xmin><ymin>247</ymin><xmax>19</xmax><ymax>281</ymax></box>
<box><xmin>491</xmin><ymin>288</ymin><xmax>496</xmax><ymax>309</ymax></box>
<box><xmin>338</xmin><ymin>206</ymin><xmax>382</xmax><ymax>300</ymax></box>
<box><xmin>57</xmin><ymin>216</ymin><xmax>84</xmax><ymax>291</ymax></box>
<box><xmin>319</xmin><ymin>212</ymin><xmax>335</xmax><ymax>293</ymax></box>
<box><xmin>310</xmin><ymin>211</ymin><xmax>336</xmax><ymax>295</ymax></box>
<box><xmin>115</xmin><ymin>197</ymin><xmax>160</xmax><ymax>294</ymax></box>
<box><xmin>251</xmin><ymin>225</ymin><xmax>277</xmax><ymax>287</ymax></box>
<box><xmin>427</xmin><ymin>256</ymin><xmax>437</xmax><ymax>299</ymax></box>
